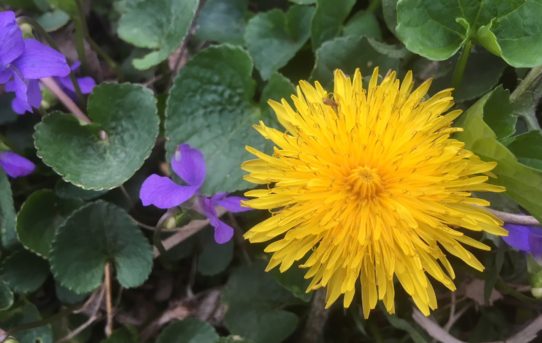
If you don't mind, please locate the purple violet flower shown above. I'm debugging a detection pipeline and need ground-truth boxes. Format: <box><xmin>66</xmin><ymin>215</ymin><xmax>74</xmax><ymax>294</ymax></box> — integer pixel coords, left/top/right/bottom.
<box><xmin>139</xmin><ymin>144</ymin><xmax>249</xmax><ymax>244</ymax></box>
<box><xmin>0</xmin><ymin>151</ymin><xmax>35</xmax><ymax>178</ymax></box>
<box><xmin>0</xmin><ymin>11</ymin><xmax>70</xmax><ymax>114</ymax></box>
<box><xmin>56</xmin><ymin>61</ymin><xmax>95</xmax><ymax>97</ymax></box>
<box><xmin>503</xmin><ymin>224</ymin><xmax>542</xmax><ymax>256</ymax></box>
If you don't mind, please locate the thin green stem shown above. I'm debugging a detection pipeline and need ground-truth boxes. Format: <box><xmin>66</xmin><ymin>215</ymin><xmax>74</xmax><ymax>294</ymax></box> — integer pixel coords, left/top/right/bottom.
<box><xmin>510</xmin><ymin>66</ymin><xmax>542</xmax><ymax>131</ymax></box>
<box><xmin>452</xmin><ymin>40</ymin><xmax>473</xmax><ymax>89</ymax></box>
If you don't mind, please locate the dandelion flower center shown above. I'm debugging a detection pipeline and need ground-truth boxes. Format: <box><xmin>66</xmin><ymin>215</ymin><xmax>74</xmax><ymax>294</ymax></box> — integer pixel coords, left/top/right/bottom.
<box><xmin>347</xmin><ymin>166</ymin><xmax>382</xmax><ymax>199</ymax></box>
<box><xmin>241</xmin><ymin>68</ymin><xmax>507</xmax><ymax>318</ymax></box>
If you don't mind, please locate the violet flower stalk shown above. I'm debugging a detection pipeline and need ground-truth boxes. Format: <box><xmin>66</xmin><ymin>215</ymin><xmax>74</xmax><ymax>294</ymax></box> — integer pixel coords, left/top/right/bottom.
<box><xmin>0</xmin><ymin>10</ymin><xmax>70</xmax><ymax>114</ymax></box>
<box><xmin>139</xmin><ymin>144</ymin><xmax>249</xmax><ymax>244</ymax></box>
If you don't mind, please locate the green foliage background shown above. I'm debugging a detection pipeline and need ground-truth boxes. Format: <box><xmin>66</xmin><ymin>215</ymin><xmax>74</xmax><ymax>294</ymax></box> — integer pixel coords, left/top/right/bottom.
<box><xmin>1</xmin><ymin>0</ymin><xmax>542</xmax><ymax>342</ymax></box>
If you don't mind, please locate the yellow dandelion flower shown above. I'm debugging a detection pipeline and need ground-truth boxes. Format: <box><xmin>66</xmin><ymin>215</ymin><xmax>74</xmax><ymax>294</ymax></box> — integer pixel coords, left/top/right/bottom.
<box><xmin>241</xmin><ymin>68</ymin><xmax>508</xmax><ymax>317</ymax></box>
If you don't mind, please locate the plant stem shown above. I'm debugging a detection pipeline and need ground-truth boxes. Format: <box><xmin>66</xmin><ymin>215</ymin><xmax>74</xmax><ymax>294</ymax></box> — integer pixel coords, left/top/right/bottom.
<box><xmin>452</xmin><ymin>40</ymin><xmax>473</xmax><ymax>89</ymax></box>
<box><xmin>104</xmin><ymin>263</ymin><xmax>114</xmax><ymax>337</ymax></box>
<box><xmin>41</xmin><ymin>78</ymin><xmax>91</xmax><ymax>124</ymax></box>
<box><xmin>510</xmin><ymin>66</ymin><xmax>542</xmax><ymax>131</ymax></box>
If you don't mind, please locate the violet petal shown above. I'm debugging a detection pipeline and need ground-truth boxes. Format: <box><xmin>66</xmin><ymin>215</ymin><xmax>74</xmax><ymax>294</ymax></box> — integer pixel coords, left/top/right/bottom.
<box><xmin>0</xmin><ymin>11</ymin><xmax>24</xmax><ymax>66</ymax></box>
<box><xmin>211</xmin><ymin>192</ymin><xmax>250</xmax><ymax>213</ymax></box>
<box><xmin>171</xmin><ymin>144</ymin><xmax>206</xmax><ymax>188</ymax></box>
<box><xmin>0</xmin><ymin>151</ymin><xmax>35</xmax><ymax>178</ymax></box>
<box><xmin>14</xmin><ymin>39</ymin><xmax>70</xmax><ymax>79</ymax></box>
<box><xmin>139</xmin><ymin>174</ymin><xmax>198</xmax><ymax>209</ymax></box>
<box><xmin>503</xmin><ymin>224</ymin><xmax>531</xmax><ymax>252</ymax></box>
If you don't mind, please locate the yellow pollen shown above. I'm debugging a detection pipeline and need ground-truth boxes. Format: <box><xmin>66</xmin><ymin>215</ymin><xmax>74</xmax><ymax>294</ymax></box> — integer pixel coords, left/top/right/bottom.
<box><xmin>347</xmin><ymin>166</ymin><xmax>382</xmax><ymax>199</ymax></box>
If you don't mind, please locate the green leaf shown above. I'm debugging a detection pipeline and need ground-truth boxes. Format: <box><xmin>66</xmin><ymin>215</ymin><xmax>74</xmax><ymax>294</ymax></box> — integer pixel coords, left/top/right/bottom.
<box><xmin>245</xmin><ymin>5</ymin><xmax>314</xmax><ymax>80</ymax></box>
<box><xmin>55</xmin><ymin>283</ymin><xmax>88</xmax><ymax>305</ymax></box>
<box><xmin>477</xmin><ymin>0</ymin><xmax>542</xmax><ymax>67</ymax></box>
<box><xmin>507</xmin><ymin>131</ymin><xmax>542</xmax><ymax>170</ymax></box>
<box><xmin>271</xmin><ymin>267</ymin><xmax>311</xmax><ymax>302</ymax></box>
<box><xmin>382</xmin><ymin>0</ymin><xmax>398</xmax><ymax>34</ymax></box>
<box><xmin>197</xmin><ymin>230</ymin><xmax>233</xmax><ymax>276</ymax></box>
<box><xmin>385</xmin><ymin>313</ymin><xmax>428</xmax><ymax>343</ymax></box>
<box><xmin>47</xmin><ymin>0</ymin><xmax>77</xmax><ymax>16</ymax></box>
<box><xmin>165</xmin><ymin>45</ymin><xmax>263</xmax><ymax>195</ymax></box>
<box><xmin>289</xmin><ymin>0</ymin><xmax>316</xmax><ymax>4</ymax></box>
<box><xmin>482</xmin><ymin>86</ymin><xmax>516</xmax><ymax>140</ymax></box>
<box><xmin>0</xmin><ymin>170</ymin><xmax>16</xmax><ymax>249</ymax></box>
<box><xmin>225</xmin><ymin>308</ymin><xmax>298</xmax><ymax>343</ymax></box>
<box><xmin>54</xmin><ymin>181</ymin><xmax>107</xmax><ymax>201</ymax></box>
<box><xmin>396</xmin><ymin>0</ymin><xmax>542</xmax><ymax>67</ymax></box>
<box><xmin>34</xmin><ymin>83</ymin><xmax>158</xmax><ymax>190</ymax></box>
<box><xmin>260</xmin><ymin>72</ymin><xmax>295</xmax><ymax>125</ymax></box>
<box><xmin>311</xmin><ymin>0</ymin><xmax>356</xmax><ymax>49</ymax></box>
<box><xmin>156</xmin><ymin>319</ymin><xmax>218</xmax><ymax>343</ymax></box>
<box><xmin>311</xmin><ymin>36</ymin><xmax>402</xmax><ymax>87</ymax></box>
<box><xmin>223</xmin><ymin>262</ymin><xmax>299</xmax><ymax>343</ymax></box>
<box><xmin>50</xmin><ymin>201</ymin><xmax>153</xmax><ymax>294</ymax></box>
<box><xmin>431</xmin><ymin>48</ymin><xmax>506</xmax><ymax>102</ymax></box>
<box><xmin>17</xmin><ymin>190</ymin><xmax>82</xmax><ymax>258</ymax></box>
<box><xmin>194</xmin><ymin>0</ymin><xmax>248</xmax><ymax>45</ymax></box>
<box><xmin>396</xmin><ymin>0</ymin><xmax>469</xmax><ymax>61</ymax></box>
<box><xmin>0</xmin><ymin>282</ymin><xmax>14</xmax><ymax>311</ymax></box>
<box><xmin>456</xmin><ymin>91</ymin><xmax>542</xmax><ymax>223</ymax></box>
<box><xmin>1</xmin><ymin>249</ymin><xmax>49</xmax><ymax>294</ymax></box>
<box><xmin>37</xmin><ymin>9</ymin><xmax>70</xmax><ymax>32</ymax></box>
<box><xmin>117</xmin><ymin>0</ymin><xmax>199</xmax><ymax>70</ymax></box>
<box><xmin>343</xmin><ymin>11</ymin><xmax>382</xmax><ymax>40</ymax></box>
<box><xmin>0</xmin><ymin>302</ymin><xmax>52</xmax><ymax>343</ymax></box>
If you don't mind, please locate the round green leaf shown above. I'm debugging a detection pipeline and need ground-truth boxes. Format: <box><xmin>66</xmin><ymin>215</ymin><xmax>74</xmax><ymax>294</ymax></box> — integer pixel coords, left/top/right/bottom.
<box><xmin>396</xmin><ymin>0</ymin><xmax>469</xmax><ymax>61</ymax></box>
<box><xmin>17</xmin><ymin>190</ymin><xmax>82</xmax><ymax>258</ymax></box>
<box><xmin>197</xmin><ymin>230</ymin><xmax>233</xmax><ymax>276</ymax></box>
<box><xmin>343</xmin><ymin>11</ymin><xmax>382</xmax><ymax>40</ymax></box>
<box><xmin>50</xmin><ymin>201</ymin><xmax>153</xmax><ymax>294</ymax></box>
<box><xmin>156</xmin><ymin>319</ymin><xmax>219</xmax><ymax>343</ymax></box>
<box><xmin>165</xmin><ymin>45</ymin><xmax>264</xmax><ymax>195</ymax></box>
<box><xmin>36</xmin><ymin>9</ymin><xmax>70</xmax><ymax>32</ymax></box>
<box><xmin>1</xmin><ymin>249</ymin><xmax>49</xmax><ymax>294</ymax></box>
<box><xmin>225</xmin><ymin>308</ymin><xmax>298</xmax><ymax>343</ymax></box>
<box><xmin>54</xmin><ymin>180</ymin><xmax>108</xmax><ymax>201</ymax></box>
<box><xmin>245</xmin><ymin>6</ymin><xmax>314</xmax><ymax>79</ymax></box>
<box><xmin>0</xmin><ymin>302</ymin><xmax>52</xmax><ymax>343</ymax></box>
<box><xmin>195</xmin><ymin>0</ymin><xmax>248</xmax><ymax>45</ymax></box>
<box><xmin>0</xmin><ymin>170</ymin><xmax>16</xmax><ymax>249</ymax></box>
<box><xmin>0</xmin><ymin>282</ymin><xmax>14</xmax><ymax>311</ymax></box>
<box><xmin>483</xmin><ymin>0</ymin><xmax>542</xmax><ymax>67</ymax></box>
<box><xmin>397</xmin><ymin>0</ymin><xmax>542</xmax><ymax>67</ymax></box>
<box><xmin>311</xmin><ymin>0</ymin><xmax>356</xmax><ymax>49</ymax></box>
<box><xmin>34</xmin><ymin>83</ymin><xmax>158</xmax><ymax>190</ymax></box>
<box><xmin>311</xmin><ymin>36</ymin><xmax>402</xmax><ymax>87</ymax></box>
<box><xmin>117</xmin><ymin>0</ymin><xmax>198</xmax><ymax>70</ymax></box>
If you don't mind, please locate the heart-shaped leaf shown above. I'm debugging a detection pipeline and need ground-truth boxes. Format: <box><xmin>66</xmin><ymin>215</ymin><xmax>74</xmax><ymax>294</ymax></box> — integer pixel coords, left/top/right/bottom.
<box><xmin>165</xmin><ymin>45</ymin><xmax>264</xmax><ymax>195</ymax></box>
<box><xmin>117</xmin><ymin>0</ymin><xmax>198</xmax><ymax>69</ymax></box>
<box><xmin>1</xmin><ymin>249</ymin><xmax>49</xmax><ymax>294</ymax></box>
<box><xmin>34</xmin><ymin>83</ymin><xmax>158</xmax><ymax>190</ymax></box>
<box><xmin>17</xmin><ymin>190</ymin><xmax>82</xmax><ymax>258</ymax></box>
<box><xmin>311</xmin><ymin>0</ymin><xmax>356</xmax><ymax>49</ymax></box>
<box><xmin>50</xmin><ymin>201</ymin><xmax>153</xmax><ymax>294</ymax></box>
<box><xmin>396</xmin><ymin>0</ymin><xmax>542</xmax><ymax>67</ymax></box>
<box><xmin>194</xmin><ymin>0</ymin><xmax>249</xmax><ymax>45</ymax></box>
<box><xmin>245</xmin><ymin>5</ymin><xmax>314</xmax><ymax>79</ymax></box>
<box><xmin>156</xmin><ymin>319</ymin><xmax>219</xmax><ymax>343</ymax></box>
